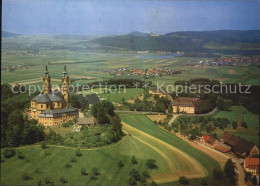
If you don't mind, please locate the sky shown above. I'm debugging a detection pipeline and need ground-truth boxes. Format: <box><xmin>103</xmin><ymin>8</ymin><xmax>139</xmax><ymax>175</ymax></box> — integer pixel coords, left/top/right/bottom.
<box><xmin>2</xmin><ymin>0</ymin><xmax>260</xmax><ymax>35</ymax></box>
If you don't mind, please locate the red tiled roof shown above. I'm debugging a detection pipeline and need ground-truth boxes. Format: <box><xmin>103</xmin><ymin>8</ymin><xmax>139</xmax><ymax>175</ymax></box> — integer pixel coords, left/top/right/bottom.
<box><xmin>172</xmin><ymin>97</ymin><xmax>203</xmax><ymax>107</ymax></box>
<box><xmin>215</xmin><ymin>143</ymin><xmax>231</xmax><ymax>152</ymax></box>
<box><xmin>244</xmin><ymin>157</ymin><xmax>260</xmax><ymax>169</ymax></box>
<box><xmin>203</xmin><ymin>135</ymin><xmax>210</xmax><ymax>143</ymax></box>
<box><xmin>221</xmin><ymin>131</ymin><xmax>255</xmax><ymax>154</ymax></box>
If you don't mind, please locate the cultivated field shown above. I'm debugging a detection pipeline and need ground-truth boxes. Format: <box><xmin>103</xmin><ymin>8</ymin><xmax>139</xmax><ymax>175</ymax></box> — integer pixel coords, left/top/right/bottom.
<box><xmin>2</xmin><ymin>35</ymin><xmax>260</xmax><ymax>87</ymax></box>
<box><xmin>119</xmin><ymin>114</ymin><xmax>221</xmax><ymax>185</ymax></box>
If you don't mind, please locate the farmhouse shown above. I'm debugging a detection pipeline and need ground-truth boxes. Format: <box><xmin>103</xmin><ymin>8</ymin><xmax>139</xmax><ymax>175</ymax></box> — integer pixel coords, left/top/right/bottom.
<box><xmin>30</xmin><ymin>65</ymin><xmax>78</xmax><ymax>126</ymax></box>
<box><xmin>171</xmin><ymin>97</ymin><xmax>202</xmax><ymax>114</ymax></box>
<box><xmin>200</xmin><ymin>134</ymin><xmax>218</xmax><ymax>147</ymax></box>
<box><xmin>244</xmin><ymin>157</ymin><xmax>259</xmax><ymax>176</ymax></box>
<box><xmin>149</xmin><ymin>87</ymin><xmax>169</xmax><ymax>97</ymax></box>
<box><xmin>220</xmin><ymin>131</ymin><xmax>259</xmax><ymax>157</ymax></box>
<box><xmin>77</xmin><ymin>116</ymin><xmax>96</xmax><ymax>127</ymax></box>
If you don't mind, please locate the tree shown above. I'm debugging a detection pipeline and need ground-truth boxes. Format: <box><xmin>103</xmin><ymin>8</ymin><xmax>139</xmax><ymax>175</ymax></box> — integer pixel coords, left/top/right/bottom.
<box><xmin>201</xmin><ymin>178</ymin><xmax>208</xmax><ymax>186</ymax></box>
<box><xmin>168</xmin><ymin>106</ymin><xmax>173</xmax><ymax>113</ymax></box>
<box><xmin>252</xmin><ymin>176</ymin><xmax>257</xmax><ymax>185</ymax></box>
<box><xmin>146</xmin><ymin>159</ymin><xmax>158</xmax><ymax>169</ymax></box>
<box><xmin>75</xmin><ymin>149</ymin><xmax>82</xmax><ymax>157</ymax></box>
<box><xmin>131</xmin><ymin>155</ymin><xmax>138</xmax><ymax>164</ymax></box>
<box><xmin>70</xmin><ymin>94</ymin><xmax>81</xmax><ymax>108</ymax></box>
<box><xmin>179</xmin><ymin>176</ymin><xmax>189</xmax><ymax>185</ymax></box>
<box><xmin>92</xmin><ymin>167</ymin><xmax>99</xmax><ymax>176</ymax></box>
<box><xmin>232</xmin><ymin>121</ymin><xmax>238</xmax><ymax>129</ymax></box>
<box><xmin>213</xmin><ymin>168</ymin><xmax>224</xmax><ymax>180</ymax></box>
<box><xmin>189</xmin><ymin>134</ymin><xmax>196</xmax><ymax>141</ymax></box>
<box><xmin>16</xmin><ymin>150</ymin><xmax>25</xmax><ymax>159</ymax></box>
<box><xmin>80</xmin><ymin>168</ymin><xmax>87</xmax><ymax>176</ymax></box>
<box><xmin>129</xmin><ymin>169</ymin><xmax>140</xmax><ymax>181</ymax></box>
<box><xmin>217</xmin><ymin>98</ymin><xmax>231</xmax><ymax>111</ymax></box>
<box><xmin>60</xmin><ymin>177</ymin><xmax>67</xmax><ymax>184</ymax></box>
<box><xmin>41</xmin><ymin>142</ymin><xmax>47</xmax><ymax>149</ymax></box>
<box><xmin>96</xmin><ymin>108</ymin><xmax>109</xmax><ymax>124</ymax></box>
<box><xmin>241</xmin><ymin>121</ymin><xmax>248</xmax><ymax>128</ymax></box>
<box><xmin>118</xmin><ymin>160</ymin><xmax>124</xmax><ymax>167</ymax></box>
<box><xmin>3</xmin><ymin>148</ymin><xmax>16</xmax><ymax>158</ymax></box>
<box><xmin>224</xmin><ymin>159</ymin><xmax>235</xmax><ymax>179</ymax></box>
<box><xmin>128</xmin><ymin>176</ymin><xmax>137</xmax><ymax>186</ymax></box>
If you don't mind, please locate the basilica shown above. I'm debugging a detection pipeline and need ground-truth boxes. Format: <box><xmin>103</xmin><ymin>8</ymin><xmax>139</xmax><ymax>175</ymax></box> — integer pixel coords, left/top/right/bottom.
<box><xmin>30</xmin><ymin>65</ymin><xmax>78</xmax><ymax>126</ymax></box>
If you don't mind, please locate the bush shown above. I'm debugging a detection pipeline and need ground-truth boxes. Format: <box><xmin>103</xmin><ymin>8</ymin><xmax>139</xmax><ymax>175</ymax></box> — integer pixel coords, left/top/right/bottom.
<box><xmin>92</xmin><ymin>167</ymin><xmax>99</xmax><ymax>176</ymax></box>
<box><xmin>3</xmin><ymin>148</ymin><xmax>16</xmax><ymax>158</ymax></box>
<box><xmin>81</xmin><ymin>168</ymin><xmax>87</xmax><ymax>176</ymax></box>
<box><xmin>118</xmin><ymin>160</ymin><xmax>124</xmax><ymax>167</ymax></box>
<box><xmin>146</xmin><ymin>159</ymin><xmax>158</xmax><ymax>169</ymax></box>
<box><xmin>44</xmin><ymin>177</ymin><xmax>52</xmax><ymax>184</ymax></box>
<box><xmin>142</xmin><ymin>170</ymin><xmax>150</xmax><ymax>179</ymax></box>
<box><xmin>213</xmin><ymin>168</ymin><xmax>224</xmax><ymax>180</ymax></box>
<box><xmin>70</xmin><ymin>157</ymin><xmax>77</xmax><ymax>163</ymax></box>
<box><xmin>150</xmin><ymin>181</ymin><xmax>158</xmax><ymax>186</ymax></box>
<box><xmin>60</xmin><ymin>176</ymin><xmax>67</xmax><ymax>184</ymax></box>
<box><xmin>64</xmin><ymin>163</ymin><xmax>72</xmax><ymax>168</ymax></box>
<box><xmin>75</xmin><ymin>149</ymin><xmax>82</xmax><ymax>157</ymax></box>
<box><xmin>129</xmin><ymin>169</ymin><xmax>140</xmax><ymax>181</ymax></box>
<box><xmin>131</xmin><ymin>155</ymin><xmax>138</xmax><ymax>164</ymax></box>
<box><xmin>129</xmin><ymin>176</ymin><xmax>137</xmax><ymax>186</ymax></box>
<box><xmin>41</xmin><ymin>142</ymin><xmax>47</xmax><ymax>149</ymax></box>
<box><xmin>17</xmin><ymin>150</ymin><xmax>25</xmax><ymax>159</ymax></box>
<box><xmin>179</xmin><ymin>176</ymin><xmax>189</xmax><ymax>185</ymax></box>
<box><xmin>21</xmin><ymin>171</ymin><xmax>32</xmax><ymax>180</ymax></box>
<box><xmin>241</xmin><ymin>122</ymin><xmax>248</xmax><ymax>128</ymax></box>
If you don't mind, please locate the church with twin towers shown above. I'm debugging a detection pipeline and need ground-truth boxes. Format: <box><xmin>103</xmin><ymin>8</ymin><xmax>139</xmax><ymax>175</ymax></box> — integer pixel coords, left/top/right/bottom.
<box><xmin>30</xmin><ymin>65</ymin><xmax>78</xmax><ymax>126</ymax></box>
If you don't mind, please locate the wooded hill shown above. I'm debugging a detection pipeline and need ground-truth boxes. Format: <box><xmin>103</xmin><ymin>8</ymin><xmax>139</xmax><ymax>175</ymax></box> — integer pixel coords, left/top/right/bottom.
<box><xmin>87</xmin><ymin>30</ymin><xmax>260</xmax><ymax>54</ymax></box>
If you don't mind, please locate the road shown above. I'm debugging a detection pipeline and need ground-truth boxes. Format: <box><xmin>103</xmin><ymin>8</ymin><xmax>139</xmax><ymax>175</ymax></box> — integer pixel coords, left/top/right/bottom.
<box><xmin>115</xmin><ymin>110</ymin><xmax>164</xmax><ymax>114</ymax></box>
<box><xmin>175</xmin><ymin>134</ymin><xmax>247</xmax><ymax>186</ymax></box>
<box><xmin>168</xmin><ymin>107</ymin><xmax>218</xmax><ymax>126</ymax></box>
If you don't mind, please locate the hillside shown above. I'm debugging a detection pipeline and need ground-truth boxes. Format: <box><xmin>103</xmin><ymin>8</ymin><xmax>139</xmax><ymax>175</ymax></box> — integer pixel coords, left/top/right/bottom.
<box><xmin>2</xmin><ymin>31</ymin><xmax>19</xmax><ymax>37</ymax></box>
<box><xmin>87</xmin><ymin>30</ymin><xmax>260</xmax><ymax>53</ymax></box>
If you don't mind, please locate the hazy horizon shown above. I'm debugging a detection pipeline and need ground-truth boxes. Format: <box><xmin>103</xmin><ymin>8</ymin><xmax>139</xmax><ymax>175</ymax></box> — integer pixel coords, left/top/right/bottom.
<box><xmin>3</xmin><ymin>0</ymin><xmax>260</xmax><ymax>35</ymax></box>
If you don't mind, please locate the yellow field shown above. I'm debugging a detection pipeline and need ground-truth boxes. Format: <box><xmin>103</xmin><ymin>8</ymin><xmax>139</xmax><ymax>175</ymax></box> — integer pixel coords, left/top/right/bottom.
<box><xmin>147</xmin><ymin>114</ymin><xmax>167</xmax><ymax>123</ymax></box>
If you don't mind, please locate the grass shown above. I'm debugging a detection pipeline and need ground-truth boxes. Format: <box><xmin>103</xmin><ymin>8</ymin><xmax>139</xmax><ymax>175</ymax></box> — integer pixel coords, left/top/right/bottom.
<box><xmin>1</xmin><ymin>136</ymin><xmax>169</xmax><ymax>186</ymax></box>
<box><xmin>99</xmin><ymin>88</ymin><xmax>144</xmax><ymax>103</ymax></box>
<box><xmin>119</xmin><ymin>114</ymin><xmax>221</xmax><ymax>185</ymax></box>
<box><xmin>213</xmin><ymin>106</ymin><xmax>259</xmax><ymax>146</ymax></box>
<box><xmin>213</xmin><ymin>106</ymin><xmax>259</xmax><ymax>129</ymax></box>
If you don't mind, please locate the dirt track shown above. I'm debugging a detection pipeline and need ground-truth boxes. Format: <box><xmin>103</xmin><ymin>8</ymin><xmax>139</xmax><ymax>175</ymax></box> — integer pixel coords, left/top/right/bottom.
<box><xmin>122</xmin><ymin>122</ymin><xmax>207</xmax><ymax>183</ymax></box>
<box><xmin>175</xmin><ymin>134</ymin><xmax>228</xmax><ymax>167</ymax></box>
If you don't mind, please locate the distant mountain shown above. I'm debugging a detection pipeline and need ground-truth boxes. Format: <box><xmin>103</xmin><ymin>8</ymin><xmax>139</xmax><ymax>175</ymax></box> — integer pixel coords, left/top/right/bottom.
<box><xmin>87</xmin><ymin>30</ymin><xmax>260</xmax><ymax>53</ymax></box>
<box><xmin>127</xmin><ymin>31</ymin><xmax>149</xmax><ymax>36</ymax></box>
<box><xmin>2</xmin><ymin>31</ymin><xmax>19</xmax><ymax>37</ymax></box>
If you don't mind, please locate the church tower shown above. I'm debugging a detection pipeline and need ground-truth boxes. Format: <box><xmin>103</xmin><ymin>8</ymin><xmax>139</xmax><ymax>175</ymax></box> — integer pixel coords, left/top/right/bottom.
<box><xmin>62</xmin><ymin>66</ymin><xmax>70</xmax><ymax>107</ymax></box>
<box><xmin>42</xmin><ymin>65</ymin><xmax>51</xmax><ymax>95</ymax></box>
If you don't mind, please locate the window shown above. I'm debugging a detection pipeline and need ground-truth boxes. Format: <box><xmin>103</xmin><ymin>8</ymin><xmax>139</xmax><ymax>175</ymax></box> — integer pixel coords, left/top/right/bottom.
<box><xmin>58</xmin><ymin>103</ymin><xmax>60</xmax><ymax>107</ymax></box>
<box><xmin>41</xmin><ymin>105</ymin><xmax>43</xmax><ymax>108</ymax></box>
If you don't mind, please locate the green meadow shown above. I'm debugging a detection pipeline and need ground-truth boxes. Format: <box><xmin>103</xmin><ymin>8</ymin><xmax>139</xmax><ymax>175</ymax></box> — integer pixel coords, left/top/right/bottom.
<box><xmin>213</xmin><ymin>106</ymin><xmax>259</xmax><ymax>146</ymax></box>
<box><xmin>1</xmin><ymin>136</ymin><xmax>169</xmax><ymax>186</ymax></box>
<box><xmin>2</xmin><ymin>35</ymin><xmax>260</xmax><ymax>86</ymax></box>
